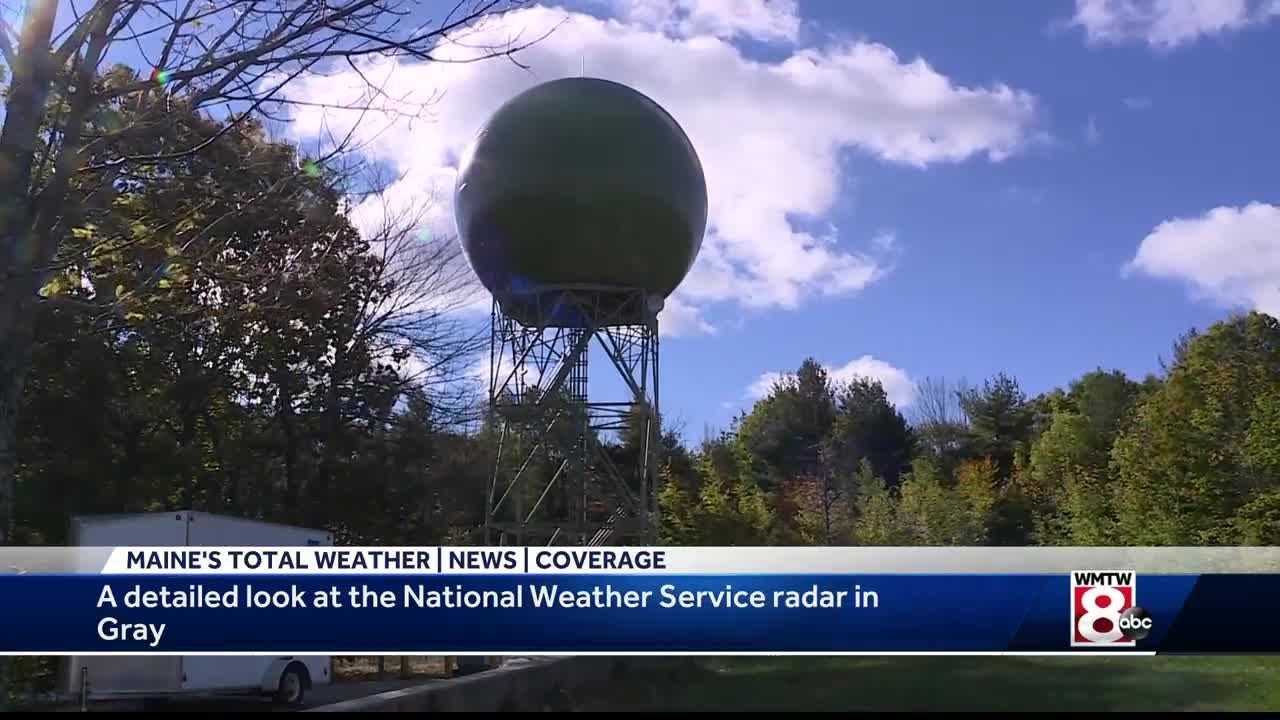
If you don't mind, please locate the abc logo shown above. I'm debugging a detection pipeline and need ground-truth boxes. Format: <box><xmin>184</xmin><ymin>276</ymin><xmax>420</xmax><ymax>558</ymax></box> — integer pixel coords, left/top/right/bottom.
<box><xmin>1118</xmin><ymin>606</ymin><xmax>1153</xmax><ymax>641</ymax></box>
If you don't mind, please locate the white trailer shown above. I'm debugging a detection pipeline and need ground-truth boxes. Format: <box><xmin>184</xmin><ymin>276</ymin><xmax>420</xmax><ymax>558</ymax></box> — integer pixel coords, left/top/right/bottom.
<box><xmin>64</xmin><ymin>511</ymin><xmax>334</xmax><ymax>708</ymax></box>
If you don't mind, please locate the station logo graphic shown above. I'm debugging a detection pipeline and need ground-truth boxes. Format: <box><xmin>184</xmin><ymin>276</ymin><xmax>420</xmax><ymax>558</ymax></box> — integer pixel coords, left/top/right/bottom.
<box><xmin>1070</xmin><ymin>570</ymin><xmax>1151</xmax><ymax>647</ymax></box>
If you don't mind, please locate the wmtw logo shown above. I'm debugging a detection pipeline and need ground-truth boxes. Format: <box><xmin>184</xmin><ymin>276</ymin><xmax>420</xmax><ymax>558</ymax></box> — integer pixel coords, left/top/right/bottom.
<box><xmin>1070</xmin><ymin>570</ymin><xmax>1151</xmax><ymax>647</ymax></box>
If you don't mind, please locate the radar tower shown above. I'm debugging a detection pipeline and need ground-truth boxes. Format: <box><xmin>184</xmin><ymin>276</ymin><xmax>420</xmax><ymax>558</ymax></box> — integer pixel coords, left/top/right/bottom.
<box><xmin>453</xmin><ymin>78</ymin><xmax>707</xmax><ymax>547</ymax></box>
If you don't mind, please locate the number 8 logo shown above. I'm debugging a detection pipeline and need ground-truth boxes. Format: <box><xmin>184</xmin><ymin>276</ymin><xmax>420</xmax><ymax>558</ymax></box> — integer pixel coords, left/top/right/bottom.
<box><xmin>1077</xmin><ymin>586</ymin><xmax>1126</xmax><ymax>644</ymax></box>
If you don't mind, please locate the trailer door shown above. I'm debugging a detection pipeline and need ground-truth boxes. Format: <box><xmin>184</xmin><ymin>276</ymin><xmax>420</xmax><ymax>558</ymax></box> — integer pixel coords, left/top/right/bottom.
<box><xmin>180</xmin><ymin>656</ymin><xmax>277</xmax><ymax>692</ymax></box>
<box><xmin>67</xmin><ymin>513</ymin><xmax>190</xmax><ymax>696</ymax></box>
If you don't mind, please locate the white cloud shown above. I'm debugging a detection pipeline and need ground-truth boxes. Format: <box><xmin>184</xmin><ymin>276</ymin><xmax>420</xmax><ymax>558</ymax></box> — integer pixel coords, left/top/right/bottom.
<box><xmin>658</xmin><ymin>295</ymin><xmax>718</xmax><ymax>337</ymax></box>
<box><xmin>612</xmin><ymin>0</ymin><xmax>802</xmax><ymax>44</ymax></box>
<box><xmin>1071</xmin><ymin>0</ymin><xmax>1280</xmax><ymax>50</ymax></box>
<box><xmin>829</xmin><ymin>355</ymin><xmax>917</xmax><ymax>408</ymax></box>
<box><xmin>276</xmin><ymin>4</ymin><xmax>1040</xmax><ymax>335</ymax></box>
<box><xmin>1125</xmin><ymin>201</ymin><xmax>1280</xmax><ymax>317</ymax></box>
<box><xmin>746</xmin><ymin>355</ymin><xmax>917</xmax><ymax>408</ymax></box>
<box><xmin>747</xmin><ymin>371</ymin><xmax>786</xmax><ymax>400</ymax></box>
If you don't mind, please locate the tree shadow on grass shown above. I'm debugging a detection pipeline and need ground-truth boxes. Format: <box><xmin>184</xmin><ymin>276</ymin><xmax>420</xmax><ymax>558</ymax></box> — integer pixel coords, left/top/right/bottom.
<box><xmin>587</xmin><ymin>656</ymin><xmax>1280</xmax><ymax>712</ymax></box>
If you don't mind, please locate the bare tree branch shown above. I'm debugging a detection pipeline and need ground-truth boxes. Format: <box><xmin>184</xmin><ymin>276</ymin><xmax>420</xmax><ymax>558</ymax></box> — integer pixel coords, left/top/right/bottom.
<box><xmin>0</xmin><ymin>17</ymin><xmax>16</xmax><ymax>66</ymax></box>
<box><xmin>52</xmin><ymin>0</ymin><xmax>117</xmax><ymax>66</ymax></box>
<box><xmin>31</xmin><ymin>1</ymin><xmax>544</xmax><ymax>184</ymax></box>
<box><xmin>344</xmin><ymin>185</ymin><xmax>488</xmax><ymax>420</ymax></box>
<box><xmin>153</xmin><ymin>0</ymin><xmax>198</xmax><ymax>73</ymax></box>
<box><xmin>78</xmin><ymin>50</ymin><xmax>323</xmax><ymax>172</ymax></box>
<box><xmin>29</xmin><ymin>0</ymin><xmax>122</xmax><ymax>259</ymax></box>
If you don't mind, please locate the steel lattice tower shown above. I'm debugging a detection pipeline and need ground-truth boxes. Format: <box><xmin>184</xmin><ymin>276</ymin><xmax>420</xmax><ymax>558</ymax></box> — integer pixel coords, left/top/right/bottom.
<box><xmin>483</xmin><ymin>285</ymin><xmax>660</xmax><ymax>547</ymax></box>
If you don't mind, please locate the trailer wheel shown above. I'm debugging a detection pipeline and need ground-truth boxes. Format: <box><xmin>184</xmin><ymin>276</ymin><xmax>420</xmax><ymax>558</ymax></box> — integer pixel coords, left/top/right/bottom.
<box><xmin>274</xmin><ymin>662</ymin><xmax>308</xmax><ymax>709</ymax></box>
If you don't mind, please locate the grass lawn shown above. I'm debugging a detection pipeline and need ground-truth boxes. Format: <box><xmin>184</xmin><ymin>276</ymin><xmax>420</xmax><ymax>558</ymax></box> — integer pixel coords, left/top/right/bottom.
<box><xmin>581</xmin><ymin>655</ymin><xmax>1280</xmax><ymax>711</ymax></box>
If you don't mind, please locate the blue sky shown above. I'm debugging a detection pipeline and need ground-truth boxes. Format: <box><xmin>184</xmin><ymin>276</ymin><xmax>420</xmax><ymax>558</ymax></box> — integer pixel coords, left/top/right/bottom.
<box><xmin>659</xmin><ymin>0</ymin><xmax>1280</xmax><ymax>428</ymax></box>
<box><xmin>11</xmin><ymin>0</ymin><xmax>1280</xmax><ymax>443</ymax></box>
<box><xmin>452</xmin><ymin>0</ymin><xmax>1276</xmax><ymax>441</ymax></box>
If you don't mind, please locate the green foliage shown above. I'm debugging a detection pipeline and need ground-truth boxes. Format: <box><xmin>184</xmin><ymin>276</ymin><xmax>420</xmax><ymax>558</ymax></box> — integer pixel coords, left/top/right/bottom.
<box><xmin>655</xmin><ymin>313</ymin><xmax>1280</xmax><ymax>549</ymax></box>
<box><xmin>789</xmin><ymin>472</ymin><xmax>855</xmax><ymax>546</ymax></box>
<box><xmin>735</xmin><ymin>358</ymin><xmax>836</xmax><ymax>491</ymax></box>
<box><xmin>1060</xmin><ymin>465</ymin><xmax>1117</xmax><ymax>544</ymax></box>
<box><xmin>1066</xmin><ymin>369</ymin><xmax>1144</xmax><ymax>444</ymax></box>
<box><xmin>827</xmin><ymin>377</ymin><xmax>916</xmax><ymax>486</ymax></box>
<box><xmin>656</xmin><ymin>432</ymin><xmax>776</xmax><ymax>546</ymax></box>
<box><xmin>851</xmin><ymin>462</ymin><xmax>912</xmax><ymax>545</ymax></box>
<box><xmin>657</xmin><ymin>468</ymin><xmax>699</xmax><ymax>545</ymax></box>
<box><xmin>896</xmin><ymin>457</ymin><xmax>996</xmax><ymax>545</ymax></box>
<box><xmin>1022</xmin><ymin>369</ymin><xmax>1145</xmax><ymax>545</ymax></box>
<box><xmin>721</xmin><ymin>360</ymin><xmax>921</xmax><ymax>543</ymax></box>
<box><xmin>696</xmin><ymin>469</ymin><xmax>775</xmax><ymax>546</ymax></box>
<box><xmin>1110</xmin><ymin>312</ymin><xmax>1280</xmax><ymax>545</ymax></box>
<box><xmin>2</xmin><ymin>656</ymin><xmax>57</xmax><ymax>708</ymax></box>
<box><xmin>956</xmin><ymin>457</ymin><xmax>999</xmax><ymax>534</ymax></box>
<box><xmin>1234</xmin><ymin>489</ymin><xmax>1280</xmax><ymax>545</ymax></box>
<box><xmin>1027</xmin><ymin>412</ymin><xmax>1092</xmax><ymax>544</ymax></box>
<box><xmin>913</xmin><ymin>419</ymin><xmax>969</xmax><ymax>482</ymax></box>
<box><xmin>958</xmin><ymin>373</ymin><xmax>1034</xmax><ymax>483</ymax></box>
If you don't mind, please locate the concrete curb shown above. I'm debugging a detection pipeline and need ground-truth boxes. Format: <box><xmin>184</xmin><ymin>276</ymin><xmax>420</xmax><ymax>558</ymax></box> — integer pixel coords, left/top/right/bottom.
<box><xmin>304</xmin><ymin>656</ymin><xmax>631</xmax><ymax>712</ymax></box>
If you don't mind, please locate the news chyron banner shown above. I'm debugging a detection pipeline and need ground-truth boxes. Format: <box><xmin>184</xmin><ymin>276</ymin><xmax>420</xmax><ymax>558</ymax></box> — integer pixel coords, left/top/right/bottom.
<box><xmin>0</xmin><ymin>546</ymin><xmax>1278</xmax><ymax>655</ymax></box>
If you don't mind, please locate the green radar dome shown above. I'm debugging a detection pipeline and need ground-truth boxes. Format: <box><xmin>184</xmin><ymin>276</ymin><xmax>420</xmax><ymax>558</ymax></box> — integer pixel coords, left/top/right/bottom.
<box><xmin>454</xmin><ymin>77</ymin><xmax>708</xmax><ymax>325</ymax></box>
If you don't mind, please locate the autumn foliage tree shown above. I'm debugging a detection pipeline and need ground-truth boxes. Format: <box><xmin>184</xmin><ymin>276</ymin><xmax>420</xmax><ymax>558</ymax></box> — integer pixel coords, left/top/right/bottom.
<box><xmin>1</xmin><ymin>0</ymin><xmax>538</xmax><ymax>547</ymax></box>
<box><xmin>15</xmin><ymin>66</ymin><xmax>489</xmax><ymax>544</ymax></box>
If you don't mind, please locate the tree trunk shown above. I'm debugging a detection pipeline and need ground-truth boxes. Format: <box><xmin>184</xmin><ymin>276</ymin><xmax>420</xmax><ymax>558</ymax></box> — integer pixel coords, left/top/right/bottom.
<box><xmin>175</xmin><ymin>356</ymin><xmax>208</xmax><ymax>511</ymax></box>
<box><xmin>204</xmin><ymin>409</ymin><xmax>237</xmax><ymax>514</ymax></box>
<box><xmin>2</xmin><ymin>0</ymin><xmax>119</xmax><ymax>546</ymax></box>
<box><xmin>315</xmin><ymin>379</ymin><xmax>344</xmax><ymax>527</ymax></box>
<box><xmin>0</xmin><ymin>297</ymin><xmax>39</xmax><ymax>545</ymax></box>
<box><xmin>278</xmin><ymin>385</ymin><xmax>301</xmax><ymax>524</ymax></box>
<box><xmin>0</xmin><ymin>0</ymin><xmax>59</xmax><ymax>549</ymax></box>
<box><xmin>0</xmin><ymin>3</ymin><xmax>60</xmax><ymax>703</ymax></box>
<box><xmin>178</xmin><ymin>398</ymin><xmax>199</xmax><ymax>510</ymax></box>
<box><xmin>116</xmin><ymin>422</ymin><xmax>143</xmax><ymax>513</ymax></box>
